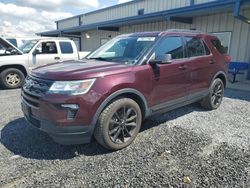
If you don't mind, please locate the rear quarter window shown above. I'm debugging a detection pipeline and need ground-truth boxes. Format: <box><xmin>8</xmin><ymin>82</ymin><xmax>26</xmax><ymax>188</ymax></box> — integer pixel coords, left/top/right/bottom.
<box><xmin>211</xmin><ymin>39</ymin><xmax>226</xmax><ymax>54</ymax></box>
<box><xmin>59</xmin><ymin>42</ymin><xmax>73</xmax><ymax>54</ymax></box>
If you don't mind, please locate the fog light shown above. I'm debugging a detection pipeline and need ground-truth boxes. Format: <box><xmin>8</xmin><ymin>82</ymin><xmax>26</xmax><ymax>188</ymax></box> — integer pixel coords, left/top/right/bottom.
<box><xmin>61</xmin><ymin>104</ymin><xmax>79</xmax><ymax>120</ymax></box>
<box><xmin>61</xmin><ymin>104</ymin><xmax>79</xmax><ymax>110</ymax></box>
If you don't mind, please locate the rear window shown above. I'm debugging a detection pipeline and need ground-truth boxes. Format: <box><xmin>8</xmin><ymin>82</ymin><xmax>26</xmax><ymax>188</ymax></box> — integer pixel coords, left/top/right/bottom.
<box><xmin>211</xmin><ymin>39</ymin><xmax>226</xmax><ymax>54</ymax></box>
<box><xmin>59</xmin><ymin>42</ymin><xmax>73</xmax><ymax>54</ymax></box>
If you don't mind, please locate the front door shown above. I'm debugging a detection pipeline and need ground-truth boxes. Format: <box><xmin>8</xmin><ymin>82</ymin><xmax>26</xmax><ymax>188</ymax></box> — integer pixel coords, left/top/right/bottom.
<box><xmin>30</xmin><ymin>41</ymin><xmax>61</xmax><ymax>68</ymax></box>
<box><xmin>149</xmin><ymin>36</ymin><xmax>190</xmax><ymax>108</ymax></box>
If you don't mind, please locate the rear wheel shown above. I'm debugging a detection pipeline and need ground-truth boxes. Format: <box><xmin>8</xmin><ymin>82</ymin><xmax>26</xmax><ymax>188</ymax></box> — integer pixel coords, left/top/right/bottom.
<box><xmin>0</xmin><ymin>68</ymin><xmax>25</xmax><ymax>89</ymax></box>
<box><xmin>94</xmin><ymin>98</ymin><xmax>142</xmax><ymax>150</ymax></box>
<box><xmin>200</xmin><ymin>78</ymin><xmax>224</xmax><ymax>110</ymax></box>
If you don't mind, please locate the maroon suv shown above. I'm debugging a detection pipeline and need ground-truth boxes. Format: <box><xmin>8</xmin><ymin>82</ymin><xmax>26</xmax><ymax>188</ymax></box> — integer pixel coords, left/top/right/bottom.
<box><xmin>21</xmin><ymin>30</ymin><xmax>230</xmax><ymax>150</ymax></box>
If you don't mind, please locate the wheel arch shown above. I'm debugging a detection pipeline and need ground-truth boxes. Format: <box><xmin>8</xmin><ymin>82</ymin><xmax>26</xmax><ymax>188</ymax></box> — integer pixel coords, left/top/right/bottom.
<box><xmin>0</xmin><ymin>64</ymin><xmax>28</xmax><ymax>77</ymax></box>
<box><xmin>212</xmin><ymin>71</ymin><xmax>227</xmax><ymax>88</ymax></box>
<box><xmin>91</xmin><ymin>88</ymin><xmax>149</xmax><ymax>126</ymax></box>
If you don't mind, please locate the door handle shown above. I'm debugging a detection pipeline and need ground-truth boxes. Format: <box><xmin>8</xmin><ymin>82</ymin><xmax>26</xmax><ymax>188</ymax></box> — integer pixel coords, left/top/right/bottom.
<box><xmin>209</xmin><ymin>59</ymin><xmax>216</xmax><ymax>64</ymax></box>
<box><xmin>179</xmin><ymin>65</ymin><xmax>187</xmax><ymax>70</ymax></box>
<box><xmin>54</xmin><ymin>57</ymin><xmax>60</xmax><ymax>60</ymax></box>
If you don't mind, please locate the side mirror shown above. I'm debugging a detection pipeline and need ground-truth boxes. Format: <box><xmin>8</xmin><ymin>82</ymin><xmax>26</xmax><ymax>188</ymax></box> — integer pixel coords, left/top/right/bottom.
<box><xmin>149</xmin><ymin>54</ymin><xmax>172</xmax><ymax>66</ymax></box>
<box><xmin>157</xmin><ymin>54</ymin><xmax>172</xmax><ymax>64</ymax></box>
<box><xmin>32</xmin><ymin>49</ymin><xmax>39</xmax><ymax>56</ymax></box>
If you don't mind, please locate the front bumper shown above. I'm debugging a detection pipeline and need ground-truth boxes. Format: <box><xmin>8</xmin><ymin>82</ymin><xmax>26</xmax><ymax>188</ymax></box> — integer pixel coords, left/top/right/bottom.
<box><xmin>21</xmin><ymin>92</ymin><xmax>95</xmax><ymax>145</ymax></box>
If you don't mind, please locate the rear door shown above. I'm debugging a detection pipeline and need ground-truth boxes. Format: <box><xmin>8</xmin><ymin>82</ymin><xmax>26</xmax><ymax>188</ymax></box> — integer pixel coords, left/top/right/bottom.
<box><xmin>183</xmin><ymin>36</ymin><xmax>214</xmax><ymax>97</ymax></box>
<box><xmin>59</xmin><ymin>41</ymin><xmax>79</xmax><ymax>61</ymax></box>
<box><xmin>149</xmin><ymin>36</ymin><xmax>190</xmax><ymax>108</ymax></box>
<box><xmin>30</xmin><ymin>41</ymin><xmax>61</xmax><ymax>68</ymax></box>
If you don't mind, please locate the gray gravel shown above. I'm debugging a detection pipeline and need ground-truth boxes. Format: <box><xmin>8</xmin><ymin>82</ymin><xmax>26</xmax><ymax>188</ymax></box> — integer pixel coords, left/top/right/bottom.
<box><xmin>0</xmin><ymin>88</ymin><xmax>249</xmax><ymax>187</ymax></box>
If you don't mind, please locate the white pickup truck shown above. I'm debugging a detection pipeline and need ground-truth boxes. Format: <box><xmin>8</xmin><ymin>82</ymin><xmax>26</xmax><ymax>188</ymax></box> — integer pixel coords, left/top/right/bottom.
<box><xmin>0</xmin><ymin>36</ymin><xmax>90</xmax><ymax>89</ymax></box>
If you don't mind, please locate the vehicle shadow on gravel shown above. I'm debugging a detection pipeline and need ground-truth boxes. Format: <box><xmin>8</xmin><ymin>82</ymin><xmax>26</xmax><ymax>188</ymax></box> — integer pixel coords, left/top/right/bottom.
<box><xmin>0</xmin><ymin>118</ymin><xmax>111</xmax><ymax>160</ymax></box>
<box><xmin>141</xmin><ymin>103</ymin><xmax>203</xmax><ymax>132</ymax></box>
<box><xmin>0</xmin><ymin>104</ymin><xmax>203</xmax><ymax>160</ymax></box>
<box><xmin>224</xmin><ymin>89</ymin><xmax>250</xmax><ymax>102</ymax></box>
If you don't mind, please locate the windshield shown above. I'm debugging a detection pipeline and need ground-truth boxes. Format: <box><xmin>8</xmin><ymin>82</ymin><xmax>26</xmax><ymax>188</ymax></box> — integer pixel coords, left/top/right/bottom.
<box><xmin>19</xmin><ymin>40</ymin><xmax>38</xmax><ymax>54</ymax></box>
<box><xmin>7</xmin><ymin>39</ymin><xmax>17</xmax><ymax>47</ymax></box>
<box><xmin>87</xmin><ymin>36</ymin><xmax>157</xmax><ymax>64</ymax></box>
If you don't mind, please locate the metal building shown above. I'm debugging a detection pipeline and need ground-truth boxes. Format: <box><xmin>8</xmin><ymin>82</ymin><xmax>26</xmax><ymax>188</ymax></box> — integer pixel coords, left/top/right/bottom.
<box><xmin>39</xmin><ymin>0</ymin><xmax>250</xmax><ymax>81</ymax></box>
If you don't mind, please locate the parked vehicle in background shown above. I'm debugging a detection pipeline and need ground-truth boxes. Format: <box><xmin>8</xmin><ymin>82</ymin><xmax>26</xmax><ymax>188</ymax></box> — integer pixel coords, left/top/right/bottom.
<box><xmin>0</xmin><ymin>37</ymin><xmax>33</xmax><ymax>55</ymax></box>
<box><xmin>6</xmin><ymin>38</ymin><xmax>28</xmax><ymax>48</ymax></box>
<box><xmin>21</xmin><ymin>30</ymin><xmax>230</xmax><ymax>150</ymax></box>
<box><xmin>0</xmin><ymin>43</ymin><xmax>5</xmax><ymax>55</ymax></box>
<box><xmin>0</xmin><ymin>36</ymin><xmax>89</xmax><ymax>89</ymax></box>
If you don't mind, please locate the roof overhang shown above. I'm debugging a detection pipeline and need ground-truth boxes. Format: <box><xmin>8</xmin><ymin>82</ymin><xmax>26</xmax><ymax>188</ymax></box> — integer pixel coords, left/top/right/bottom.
<box><xmin>38</xmin><ymin>0</ymin><xmax>250</xmax><ymax>36</ymax></box>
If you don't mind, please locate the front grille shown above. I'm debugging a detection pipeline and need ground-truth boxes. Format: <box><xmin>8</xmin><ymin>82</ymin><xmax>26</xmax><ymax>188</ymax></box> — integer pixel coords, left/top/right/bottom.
<box><xmin>23</xmin><ymin>76</ymin><xmax>53</xmax><ymax>97</ymax></box>
<box><xmin>22</xmin><ymin>95</ymin><xmax>39</xmax><ymax>107</ymax></box>
<box><xmin>22</xmin><ymin>76</ymin><xmax>53</xmax><ymax>107</ymax></box>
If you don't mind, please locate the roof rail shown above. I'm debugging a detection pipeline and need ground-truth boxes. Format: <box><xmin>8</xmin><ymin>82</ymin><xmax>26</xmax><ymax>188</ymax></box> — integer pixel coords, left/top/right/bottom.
<box><xmin>166</xmin><ymin>29</ymin><xmax>205</xmax><ymax>34</ymax></box>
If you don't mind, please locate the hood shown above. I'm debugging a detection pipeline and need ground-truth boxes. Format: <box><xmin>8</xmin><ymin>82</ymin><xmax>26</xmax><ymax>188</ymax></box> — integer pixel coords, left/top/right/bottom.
<box><xmin>31</xmin><ymin>60</ymin><xmax>133</xmax><ymax>80</ymax></box>
<box><xmin>0</xmin><ymin>54</ymin><xmax>27</xmax><ymax>62</ymax></box>
<box><xmin>0</xmin><ymin>36</ymin><xmax>23</xmax><ymax>55</ymax></box>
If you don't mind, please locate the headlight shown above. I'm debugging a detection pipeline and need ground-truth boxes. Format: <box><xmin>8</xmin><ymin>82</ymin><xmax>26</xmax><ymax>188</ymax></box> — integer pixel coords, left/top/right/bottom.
<box><xmin>48</xmin><ymin>79</ymin><xmax>96</xmax><ymax>95</ymax></box>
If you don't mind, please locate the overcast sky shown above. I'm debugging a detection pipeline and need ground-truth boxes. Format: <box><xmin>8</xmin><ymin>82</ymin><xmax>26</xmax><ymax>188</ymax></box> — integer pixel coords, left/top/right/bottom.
<box><xmin>0</xmin><ymin>0</ymin><xmax>132</xmax><ymax>37</ymax></box>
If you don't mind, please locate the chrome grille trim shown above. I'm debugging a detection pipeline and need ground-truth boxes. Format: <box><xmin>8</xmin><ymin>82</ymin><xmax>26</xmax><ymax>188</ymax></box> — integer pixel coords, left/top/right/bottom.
<box><xmin>23</xmin><ymin>76</ymin><xmax>53</xmax><ymax>97</ymax></box>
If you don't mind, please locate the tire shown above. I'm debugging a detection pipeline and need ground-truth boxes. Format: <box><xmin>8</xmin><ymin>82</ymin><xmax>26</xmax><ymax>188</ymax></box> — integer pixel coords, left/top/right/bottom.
<box><xmin>94</xmin><ymin>98</ymin><xmax>142</xmax><ymax>150</ymax></box>
<box><xmin>200</xmin><ymin>78</ymin><xmax>225</xmax><ymax>110</ymax></box>
<box><xmin>0</xmin><ymin>68</ymin><xmax>25</xmax><ymax>89</ymax></box>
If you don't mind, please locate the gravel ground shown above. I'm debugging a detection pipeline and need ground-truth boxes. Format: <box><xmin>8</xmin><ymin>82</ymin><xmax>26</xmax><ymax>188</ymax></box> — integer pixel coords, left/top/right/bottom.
<box><xmin>0</xmin><ymin>88</ymin><xmax>249</xmax><ymax>188</ymax></box>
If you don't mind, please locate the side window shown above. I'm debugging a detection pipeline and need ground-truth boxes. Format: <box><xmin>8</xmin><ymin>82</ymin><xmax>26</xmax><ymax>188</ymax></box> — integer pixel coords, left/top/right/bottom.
<box><xmin>211</xmin><ymin>39</ymin><xmax>226</xmax><ymax>54</ymax></box>
<box><xmin>59</xmin><ymin>42</ymin><xmax>73</xmax><ymax>54</ymax></box>
<box><xmin>154</xmin><ymin>36</ymin><xmax>184</xmax><ymax>60</ymax></box>
<box><xmin>185</xmin><ymin>37</ymin><xmax>205</xmax><ymax>57</ymax></box>
<box><xmin>35</xmin><ymin>42</ymin><xmax>58</xmax><ymax>54</ymax></box>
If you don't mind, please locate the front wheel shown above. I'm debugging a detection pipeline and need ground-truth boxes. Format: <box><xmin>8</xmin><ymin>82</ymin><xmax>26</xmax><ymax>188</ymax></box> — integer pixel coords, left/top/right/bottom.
<box><xmin>200</xmin><ymin>78</ymin><xmax>225</xmax><ymax>110</ymax></box>
<box><xmin>0</xmin><ymin>68</ymin><xmax>25</xmax><ymax>89</ymax></box>
<box><xmin>94</xmin><ymin>98</ymin><xmax>142</xmax><ymax>150</ymax></box>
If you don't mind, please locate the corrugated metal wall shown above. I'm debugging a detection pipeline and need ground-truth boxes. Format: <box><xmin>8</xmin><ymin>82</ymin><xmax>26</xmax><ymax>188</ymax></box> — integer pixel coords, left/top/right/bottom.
<box><xmin>195</xmin><ymin>0</ymin><xmax>216</xmax><ymax>4</ymax></box>
<box><xmin>57</xmin><ymin>17</ymin><xmax>79</xmax><ymax>30</ymax></box>
<box><xmin>57</xmin><ymin>0</ymin><xmax>250</xmax><ymax>80</ymax></box>
<box><xmin>81</xmin><ymin>0</ymin><xmax>191</xmax><ymax>25</ymax></box>
<box><xmin>81</xmin><ymin>9</ymin><xmax>250</xmax><ymax>64</ymax></box>
<box><xmin>58</xmin><ymin>0</ymin><xmax>216</xmax><ymax>30</ymax></box>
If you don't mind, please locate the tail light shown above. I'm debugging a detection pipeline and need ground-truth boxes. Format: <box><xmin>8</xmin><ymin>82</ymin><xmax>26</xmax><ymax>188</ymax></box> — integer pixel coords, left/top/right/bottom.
<box><xmin>225</xmin><ymin>55</ymin><xmax>231</xmax><ymax>63</ymax></box>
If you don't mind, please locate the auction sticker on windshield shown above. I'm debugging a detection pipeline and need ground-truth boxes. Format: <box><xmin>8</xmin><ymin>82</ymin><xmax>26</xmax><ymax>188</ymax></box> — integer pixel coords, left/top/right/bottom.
<box><xmin>137</xmin><ymin>37</ymin><xmax>156</xmax><ymax>41</ymax></box>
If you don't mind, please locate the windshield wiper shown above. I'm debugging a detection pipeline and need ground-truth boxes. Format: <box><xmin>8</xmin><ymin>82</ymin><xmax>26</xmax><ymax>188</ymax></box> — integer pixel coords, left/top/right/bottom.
<box><xmin>88</xmin><ymin>57</ymin><xmax>109</xmax><ymax>61</ymax></box>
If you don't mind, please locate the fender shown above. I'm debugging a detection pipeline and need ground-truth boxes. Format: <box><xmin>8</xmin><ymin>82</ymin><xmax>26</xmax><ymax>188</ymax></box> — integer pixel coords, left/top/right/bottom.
<box><xmin>211</xmin><ymin>71</ymin><xmax>228</xmax><ymax>88</ymax></box>
<box><xmin>0</xmin><ymin>64</ymin><xmax>28</xmax><ymax>75</ymax></box>
<box><xmin>91</xmin><ymin>88</ymin><xmax>149</xmax><ymax>126</ymax></box>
